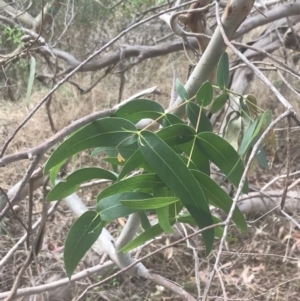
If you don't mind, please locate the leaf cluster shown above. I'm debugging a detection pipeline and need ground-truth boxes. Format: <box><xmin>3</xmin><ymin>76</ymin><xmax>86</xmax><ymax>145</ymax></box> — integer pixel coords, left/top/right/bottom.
<box><xmin>44</xmin><ymin>52</ymin><xmax>272</xmax><ymax>279</ymax></box>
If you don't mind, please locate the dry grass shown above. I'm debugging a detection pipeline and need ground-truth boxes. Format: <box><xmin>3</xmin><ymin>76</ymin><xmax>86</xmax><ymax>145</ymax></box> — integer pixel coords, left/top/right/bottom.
<box><xmin>1</xmin><ymin>47</ymin><xmax>300</xmax><ymax>301</ymax></box>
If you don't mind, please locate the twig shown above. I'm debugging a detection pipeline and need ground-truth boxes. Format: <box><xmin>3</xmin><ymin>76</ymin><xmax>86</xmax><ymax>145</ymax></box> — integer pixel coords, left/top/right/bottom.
<box><xmin>76</xmin><ymin>222</ymin><xmax>224</xmax><ymax>301</ymax></box>
<box><xmin>0</xmin><ymin>85</ymin><xmax>158</xmax><ymax>167</ymax></box>
<box><xmin>4</xmin><ymin>249</ymin><xmax>34</xmax><ymax>301</ymax></box>
<box><xmin>277</xmin><ymin>70</ymin><xmax>300</xmax><ymax>98</ymax></box>
<box><xmin>0</xmin><ymin>186</ymin><xmax>27</xmax><ymax>232</ymax></box>
<box><xmin>281</xmin><ymin>116</ymin><xmax>291</xmax><ymax>209</ymax></box>
<box><xmin>26</xmin><ymin>176</ymin><xmax>34</xmax><ymax>250</ymax></box>
<box><xmin>261</xmin><ymin>170</ymin><xmax>300</xmax><ymax>191</ymax></box>
<box><xmin>0</xmin><ymin>0</ymin><xmax>204</xmax><ymax>158</ymax></box>
<box><xmin>202</xmin><ymin>3</ymin><xmax>295</xmax><ymax>298</ymax></box>
<box><xmin>280</xmin><ymin>209</ymin><xmax>300</xmax><ymax>229</ymax></box>
<box><xmin>215</xmin><ymin>269</ymin><xmax>228</xmax><ymax>301</ymax></box>
<box><xmin>0</xmin><ymin>201</ymin><xmax>59</xmax><ymax>269</ymax></box>
<box><xmin>0</xmin><ymin>261</ymin><xmax>114</xmax><ymax>300</ymax></box>
<box><xmin>148</xmin><ymin>273</ymin><xmax>197</xmax><ymax>301</ymax></box>
<box><xmin>0</xmin><ymin>156</ymin><xmax>40</xmax><ymax>222</ymax></box>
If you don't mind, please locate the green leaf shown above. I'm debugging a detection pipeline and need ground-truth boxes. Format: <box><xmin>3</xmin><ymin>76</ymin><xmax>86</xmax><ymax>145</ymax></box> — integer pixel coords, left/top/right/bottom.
<box><xmin>47</xmin><ymin>168</ymin><xmax>117</xmax><ymax>202</ymax></box>
<box><xmin>210</xmin><ymin>92</ymin><xmax>228</xmax><ymax>114</ymax></box>
<box><xmin>157</xmin><ymin>206</ymin><xmax>175</xmax><ymax>233</ymax></box>
<box><xmin>162</xmin><ymin>113</ymin><xmax>185</xmax><ymax>127</ymax></box>
<box><xmin>138</xmin><ymin>131</ymin><xmax>214</xmax><ymax>254</ymax></box>
<box><xmin>239</xmin><ymin>110</ymin><xmax>272</xmax><ymax>156</ymax></box>
<box><xmin>256</xmin><ymin>147</ymin><xmax>269</xmax><ymax>169</ymax></box>
<box><xmin>197</xmin><ymin>132</ymin><xmax>248</xmax><ymax>193</ymax></box>
<box><xmin>191</xmin><ymin>170</ymin><xmax>247</xmax><ymax>232</ymax></box>
<box><xmin>49</xmin><ymin>159</ymin><xmax>67</xmax><ymax>186</ymax></box>
<box><xmin>44</xmin><ymin>118</ymin><xmax>136</xmax><ymax>174</ymax></box>
<box><xmin>186</xmin><ymin>102</ymin><xmax>213</xmax><ymax>133</ymax></box>
<box><xmin>96</xmin><ymin>192</ymin><xmax>151</xmax><ymax>220</ymax></box>
<box><xmin>138</xmin><ymin>212</ymin><xmax>151</xmax><ymax>230</ymax></box>
<box><xmin>121</xmin><ymin>197</ymin><xmax>178</xmax><ymax>210</ymax></box>
<box><xmin>196</xmin><ymin>81</ymin><xmax>213</xmax><ymax>107</ymax></box>
<box><xmin>178</xmin><ymin>213</ymin><xmax>225</xmax><ymax>239</ymax></box>
<box><xmin>103</xmin><ymin>157</ymin><xmax>125</xmax><ymax>166</ymax></box>
<box><xmin>224</xmin><ymin>114</ymin><xmax>242</xmax><ymax>151</ymax></box>
<box><xmin>179</xmin><ymin>141</ymin><xmax>210</xmax><ymax>175</ymax></box>
<box><xmin>239</xmin><ymin>118</ymin><xmax>259</xmax><ymax>155</ymax></box>
<box><xmin>64</xmin><ymin>211</ymin><xmax>104</xmax><ymax>279</ymax></box>
<box><xmin>157</xmin><ymin>124</ymin><xmax>195</xmax><ymax>145</ymax></box>
<box><xmin>118</xmin><ymin>149</ymin><xmax>145</xmax><ymax>180</ymax></box>
<box><xmin>120</xmin><ymin>220</ymin><xmax>175</xmax><ymax>253</ymax></box>
<box><xmin>97</xmin><ymin>173</ymin><xmax>162</xmax><ymax>201</ymax></box>
<box><xmin>112</xmin><ymin>99</ymin><xmax>164</xmax><ymax>123</ymax></box>
<box><xmin>175</xmin><ymin>78</ymin><xmax>189</xmax><ymax>101</ymax></box>
<box><xmin>26</xmin><ymin>56</ymin><xmax>36</xmax><ymax>105</ymax></box>
<box><xmin>217</xmin><ymin>52</ymin><xmax>230</xmax><ymax>90</ymax></box>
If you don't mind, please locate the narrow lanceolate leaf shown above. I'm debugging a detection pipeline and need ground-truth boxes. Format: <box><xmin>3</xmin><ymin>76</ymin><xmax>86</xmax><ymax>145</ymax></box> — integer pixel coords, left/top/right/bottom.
<box><xmin>239</xmin><ymin>118</ymin><xmax>259</xmax><ymax>156</ymax></box>
<box><xmin>217</xmin><ymin>52</ymin><xmax>230</xmax><ymax>90</ymax></box>
<box><xmin>121</xmin><ymin>197</ymin><xmax>179</xmax><ymax>210</ymax></box>
<box><xmin>157</xmin><ymin>124</ymin><xmax>195</xmax><ymax>146</ymax></box>
<box><xmin>157</xmin><ymin>206</ymin><xmax>175</xmax><ymax>233</ymax></box>
<box><xmin>26</xmin><ymin>56</ymin><xmax>36</xmax><ymax>105</ymax></box>
<box><xmin>97</xmin><ymin>173</ymin><xmax>162</xmax><ymax>201</ymax></box>
<box><xmin>44</xmin><ymin>118</ymin><xmax>136</xmax><ymax>174</ymax></box>
<box><xmin>118</xmin><ymin>149</ymin><xmax>145</xmax><ymax>180</ymax></box>
<box><xmin>96</xmin><ymin>192</ymin><xmax>151</xmax><ymax>221</ymax></box>
<box><xmin>197</xmin><ymin>132</ymin><xmax>248</xmax><ymax>193</ymax></box>
<box><xmin>138</xmin><ymin>212</ymin><xmax>151</xmax><ymax>230</ymax></box>
<box><xmin>179</xmin><ymin>141</ymin><xmax>210</xmax><ymax>175</ymax></box>
<box><xmin>186</xmin><ymin>102</ymin><xmax>213</xmax><ymax>133</ymax></box>
<box><xmin>138</xmin><ymin>131</ymin><xmax>214</xmax><ymax>254</ymax></box>
<box><xmin>175</xmin><ymin>78</ymin><xmax>189</xmax><ymax>101</ymax></box>
<box><xmin>120</xmin><ymin>220</ymin><xmax>175</xmax><ymax>253</ymax></box>
<box><xmin>196</xmin><ymin>81</ymin><xmax>213</xmax><ymax>107</ymax></box>
<box><xmin>64</xmin><ymin>211</ymin><xmax>104</xmax><ymax>279</ymax></box>
<box><xmin>210</xmin><ymin>92</ymin><xmax>228</xmax><ymax>114</ymax></box>
<box><xmin>49</xmin><ymin>159</ymin><xmax>67</xmax><ymax>186</ymax></box>
<box><xmin>112</xmin><ymin>99</ymin><xmax>164</xmax><ymax>123</ymax></box>
<box><xmin>47</xmin><ymin>168</ymin><xmax>118</xmax><ymax>202</ymax></box>
<box><xmin>162</xmin><ymin>113</ymin><xmax>185</xmax><ymax>127</ymax></box>
<box><xmin>191</xmin><ymin>170</ymin><xmax>247</xmax><ymax>232</ymax></box>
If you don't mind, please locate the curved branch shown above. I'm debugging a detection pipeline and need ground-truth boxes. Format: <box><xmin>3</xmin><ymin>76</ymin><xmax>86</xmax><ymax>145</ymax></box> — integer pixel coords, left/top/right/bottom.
<box><xmin>234</xmin><ymin>2</ymin><xmax>300</xmax><ymax>38</ymax></box>
<box><xmin>170</xmin><ymin>0</ymin><xmax>255</xmax><ymax>116</ymax></box>
<box><xmin>0</xmin><ymin>261</ymin><xmax>114</xmax><ymax>300</ymax></box>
